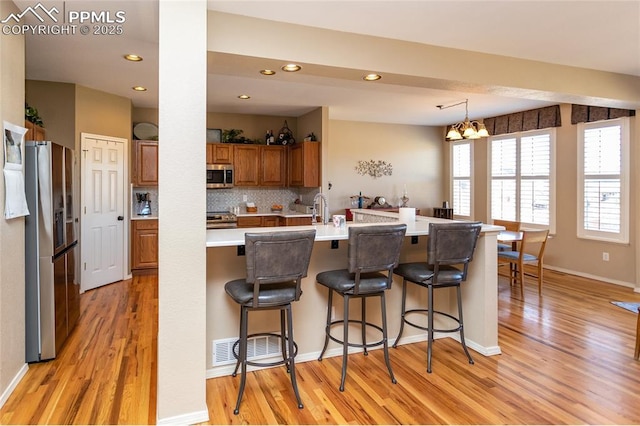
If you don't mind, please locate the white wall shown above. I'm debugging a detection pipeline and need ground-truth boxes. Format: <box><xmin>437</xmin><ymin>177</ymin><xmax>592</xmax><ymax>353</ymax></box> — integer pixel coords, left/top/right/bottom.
<box><xmin>0</xmin><ymin>0</ymin><xmax>28</xmax><ymax>409</ymax></box>
<box><xmin>156</xmin><ymin>0</ymin><xmax>208</xmax><ymax>424</ymax></box>
<box><xmin>326</xmin><ymin>120</ymin><xmax>443</xmax><ymax>216</ymax></box>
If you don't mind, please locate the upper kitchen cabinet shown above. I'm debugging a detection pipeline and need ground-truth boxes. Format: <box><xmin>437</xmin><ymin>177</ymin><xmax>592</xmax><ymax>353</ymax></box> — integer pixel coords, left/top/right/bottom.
<box><xmin>206</xmin><ymin>143</ymin><xmax>233</xmax><ymax>164</ymax></box>
<box><xmin>25</xmin><ymin>121</ymin><xmax>45</xmax><ymax>141</ymax></box>
<box><xmin>233</xmin><ymin>144</ymin><xmax>260</xmax><ymax>186</ymax></box>
<box><xmin>133</xmin><ymin>140</ymin><xmax>158</xmax><ymax>186</ymax></box>
<box><xmin>260</xmin><ymin>145</ymin><xmax>286</xmax><ymax>186</ymax></box>
<box><xmin>289</xmin><ymin>141</ymin><xmax>320</xmax><ymax>187</ymax></box>
<box><xmin>234</xmin><ymin>144</ymin><xmax>287</xmax><ymax>187</ymax></box>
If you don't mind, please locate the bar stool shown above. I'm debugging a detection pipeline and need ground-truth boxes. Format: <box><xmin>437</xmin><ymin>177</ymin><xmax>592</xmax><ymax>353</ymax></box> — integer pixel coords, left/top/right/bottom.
<box><xmin>316</xmin><ymin>224</ymin><xmax>406</xmax><ymax>391</ymax></box>
<box><xmin>224</xmin><ymin>229</ymin><xmax>316</xmax><ymax>415</ymax></box>
<box><xmin>393</xmin><ymin>222</ymin><xmax>482</xmax><ymax>373</ymax></box>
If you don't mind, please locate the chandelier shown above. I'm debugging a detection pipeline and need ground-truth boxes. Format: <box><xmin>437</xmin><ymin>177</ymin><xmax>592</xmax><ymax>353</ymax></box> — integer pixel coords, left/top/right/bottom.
<box><xmin>438</xmin><ymin>99</ymin><xmax>489</xmax><ymax>140</ymax></box>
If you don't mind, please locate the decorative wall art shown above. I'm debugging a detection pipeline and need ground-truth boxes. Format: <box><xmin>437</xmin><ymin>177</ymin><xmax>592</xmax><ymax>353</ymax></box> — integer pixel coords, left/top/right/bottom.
<box><xmin>355</xmin><ymin>160</ymin><xmax>393</xmax><ymax>178</ymax></box>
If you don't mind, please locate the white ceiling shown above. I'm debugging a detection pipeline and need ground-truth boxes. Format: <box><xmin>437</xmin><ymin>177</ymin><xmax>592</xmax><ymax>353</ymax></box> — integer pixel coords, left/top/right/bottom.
<box><xmin>17</xmin><ymin>0</ymin><xmax>640</xmax><ymax>126</ymax></box>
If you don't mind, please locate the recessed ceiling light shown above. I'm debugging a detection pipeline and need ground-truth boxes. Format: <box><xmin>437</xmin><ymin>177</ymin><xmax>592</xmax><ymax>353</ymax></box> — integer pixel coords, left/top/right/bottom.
<box><xmin>132</xmin><ymin>86</ymin><xmax>147</xmax><ymax>91</ymax></box>
<box><xmin>282</xmin><ymin>63</ymin><xmax>301</xmax><ymax>72</ymax></box>
<box><xmin>260</xmin><ymin>69</ymin><xmax>276</xmax><ymax>76</ymax></box>
<box><xmin>238</xmin><ymin>94</ymin><xmax>251</xmax><ymax>99</ymax></box>
<box><xmin>363</xmin><ymin>73</ymin><xmax>382</xmax><ymax>81</ymax></box>
<box><xmin>124</xmin><ymin>54</ymin><xmax>143</xmax><ymax>62</ymax></box>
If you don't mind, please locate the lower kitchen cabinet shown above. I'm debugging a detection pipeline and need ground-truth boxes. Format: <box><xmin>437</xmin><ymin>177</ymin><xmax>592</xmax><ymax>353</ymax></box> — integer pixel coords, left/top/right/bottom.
<box><xmin>131</xmin><ymin>219</ymin><xmax>158</xmax><ymax>271</ymax></box>
<box><xmin>237</xmin><ymin>215</ymin><xmax>278</xmax><ymax>228</ymax></box>
<box><xmin>236</xmin><ymin>215</ymin><xmax>312</xmax><ymax>227</ymax></box>
<box><xmin>282</xmin><ymin>216</ymin><xmax>312</xmax><ymax>226</ymax></box>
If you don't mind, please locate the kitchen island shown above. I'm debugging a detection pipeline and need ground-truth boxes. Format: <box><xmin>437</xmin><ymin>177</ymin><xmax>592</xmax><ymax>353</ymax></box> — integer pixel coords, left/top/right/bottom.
<box><xmin>205</xmin><ymin>211</ymin><xmax>502</xmax><ymax>378</ymax></box>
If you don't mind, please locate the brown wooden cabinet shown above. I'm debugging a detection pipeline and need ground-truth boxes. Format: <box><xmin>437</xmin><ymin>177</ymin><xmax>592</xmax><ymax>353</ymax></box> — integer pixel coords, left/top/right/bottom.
<box><xmin>237</xmin><ymin>216</ymin><xmax>264</xmax><ymax>228</ymax></box>
<box><xmin>260</xmin><ymin>145</ymin><xmax>286</xmax><ymax>186</ymax></box>
<box><xmin>233</xmin><ymin>144</ymin><xmax>286</xmax><ymax>187</ymax></box>
<box><xmin>233</xmin><ymin>145</ymin><xmax>260</xmax><ymax>186</ymax></box>
<box><xmin>131</xmin><ymin>219</ymin><xmax>158</xmax><ymax>270</ymax></box>
<box><xmin>289</xmin><ymin>141</ymin><xmax>320</xmax><ymax>187</ymax></box>
<box><xmin>132</xmin><ymin>140</ymin><xmax>158</xmax><ymax>186</ymax></box>
<box><xmin>237</xmin><ymin>215</ymin><xmax>312</xmax><ymax>227</ymax></box>
<box><xmin>206</xmin><ymin>143</ymin><xmax>233</xmax><ymax>164</ymax></box>
<box><xmin>282</xmin><ymin>216</ymin><xmax>312</xmax><ymax>226</ymax></box>
<box><xmin>25</xmin><ymin>121</ymin><xmax>45</xmax><ymax>141</ymax></box>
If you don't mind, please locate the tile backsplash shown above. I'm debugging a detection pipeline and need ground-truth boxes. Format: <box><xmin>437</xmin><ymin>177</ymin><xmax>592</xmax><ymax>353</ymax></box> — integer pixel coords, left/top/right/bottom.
<box><xmin>132</xmin><ymin>186</ymin><xmax>159</xmax><ymax>217</ymax></box>
<box><xmin>207</xmin><ymin>187</ymin><xmax>318</xmax><ymax>212</ymax></box>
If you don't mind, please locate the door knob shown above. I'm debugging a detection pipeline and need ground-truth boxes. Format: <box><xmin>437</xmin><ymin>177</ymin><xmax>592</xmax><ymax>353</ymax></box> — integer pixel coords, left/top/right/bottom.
<box><xmin>117</xmin><ymin>216</ymin><xmax>124</xmax><ymax>221</ymax></box>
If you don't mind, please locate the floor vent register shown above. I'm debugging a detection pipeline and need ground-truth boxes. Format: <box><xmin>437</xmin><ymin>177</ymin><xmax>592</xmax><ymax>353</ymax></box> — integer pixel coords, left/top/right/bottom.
<box><xmin>212</xmin><ymin>333</ymin><xmax>283</xmax><ymax>366</ymax></box>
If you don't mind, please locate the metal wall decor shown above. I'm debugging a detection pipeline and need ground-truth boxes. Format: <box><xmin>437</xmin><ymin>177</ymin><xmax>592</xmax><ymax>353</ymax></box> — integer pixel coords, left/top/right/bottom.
<box><xmin>355</xmin><ymin>160</ymin><xmax>393</xmax><ymax>178</ymax></box>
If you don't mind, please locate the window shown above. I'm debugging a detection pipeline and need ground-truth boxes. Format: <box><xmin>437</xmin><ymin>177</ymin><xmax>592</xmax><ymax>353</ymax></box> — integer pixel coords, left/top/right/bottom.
<box><xmin>451</xmin><ymin>141</ymin><xmax>472</xmax><ymax>218</ymax></box>
<box><xmin>490</xmin><ymin>129</ymin><xmax>555</xmax><ymax>231</ymax></box>
<box><xmin>577</xmin><ymin>118</ymin><xmax>629</xmax><ymax>243</ymax></box>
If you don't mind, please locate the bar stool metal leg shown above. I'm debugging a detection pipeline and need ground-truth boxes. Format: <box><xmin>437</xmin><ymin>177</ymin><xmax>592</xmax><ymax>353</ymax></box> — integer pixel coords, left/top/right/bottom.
<box><xmin>280</xmin><ymin>309</ymin><xmax>290</xmax><ymax>373</ymax></box>
<box><xmin>393</xmin><ymin>279</ymin><xmax>408</xmax><ymax>348</ymax></box>
<box><xmin>232</xmin><ymin>304</ymin><xmax>247</xmax><ymax>377</ymax></box>
<box><xmin>457</xmin><ymin>286</ymin><xmax>474</xmax><ymax>365</ymax></box>
<box><xmin>233</xmin><ymin>306</ymin><xmax>249</xmax><ymax>415</ymax></box>
<box><xmin>339</xmin><ymin>294</ymin><xmax>350</xmax><ymax>392</ymax></box>
<box><xmin>285</xmin><ymin>304</ymin><xmax>304</xmax><ymax>408</ymax></box>
<box><xmin>427</xmin><ymin>286</ymin><xmax>434</xmax><ymax>373</ymax></box>
<box><xmin>318</xmin><ymin>290</ymin><xmax>333</xmax><ymax>361</ymax></box>
<box><xmin>380</xmin><ymin>292</ymin><xmax>396</xmax><ymax>384</ymax></box>
<box><xmin>361</xmin><ymin>299</ymin><xmax>368</xmax><ymax>356</ymax></box>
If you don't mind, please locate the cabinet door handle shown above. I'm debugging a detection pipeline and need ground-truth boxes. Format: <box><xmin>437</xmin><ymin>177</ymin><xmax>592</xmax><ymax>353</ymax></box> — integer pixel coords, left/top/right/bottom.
<box><xmin>117</xmin><ymin>216</ymin><xmax>124</xmax><ymax>221</ymax></box>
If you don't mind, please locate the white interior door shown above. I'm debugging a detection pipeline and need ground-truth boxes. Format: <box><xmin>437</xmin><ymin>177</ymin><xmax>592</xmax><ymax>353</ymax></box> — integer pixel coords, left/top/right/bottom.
<box><xmin>80</xmin><ymin>134</ymin><xmax>127</xmax><ymax>292</ymax></box>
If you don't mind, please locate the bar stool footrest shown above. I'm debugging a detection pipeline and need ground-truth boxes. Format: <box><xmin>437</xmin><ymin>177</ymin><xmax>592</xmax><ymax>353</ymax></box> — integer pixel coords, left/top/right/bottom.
<box><xmin>326</xmin><ymin>318</ymin><xmax>386</xmax><ymax>350</ymax></box>
<box><xmin>402</xmin><ymin>308</ymin><xmax>463</xmax><ymax>334</ymax></box>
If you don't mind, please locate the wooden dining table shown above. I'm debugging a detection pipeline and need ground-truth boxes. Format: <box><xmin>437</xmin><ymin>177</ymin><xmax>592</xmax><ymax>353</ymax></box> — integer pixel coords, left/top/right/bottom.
<box><xmin>497</xmin><ymin>230</ymin><xmax>523</xmax><ymax>251</ymax></box>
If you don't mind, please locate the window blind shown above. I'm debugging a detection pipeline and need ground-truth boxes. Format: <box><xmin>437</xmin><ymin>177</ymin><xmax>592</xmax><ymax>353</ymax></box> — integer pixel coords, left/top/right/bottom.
<box><xmin>452</xmin><ymin>142</ymin><xmax>471</xmax><ymax>217</ymax></box>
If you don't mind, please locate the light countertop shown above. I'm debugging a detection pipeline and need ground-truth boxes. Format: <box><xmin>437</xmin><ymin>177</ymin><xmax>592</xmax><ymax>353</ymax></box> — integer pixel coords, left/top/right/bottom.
<box><xmin>236</xmin><ymin>210</ymin><xmax>312</xmax><ymax>218</ymax></box>
<box><xmin>207</xmin><ymin>210</ymin><xmax>502</xmax><ymax>247</ymax></box>
<box><xmin>131</xmin><ymin>215</ymin><xmax>158</xmax><ymax>220</ymax></box>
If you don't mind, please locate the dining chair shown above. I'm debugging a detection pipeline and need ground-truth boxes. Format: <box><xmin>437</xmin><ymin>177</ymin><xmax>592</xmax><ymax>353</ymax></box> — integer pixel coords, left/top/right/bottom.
<box><xmin>497</xmin><ymin>229</ymin><xmax>549</xmax><ymax>298</ymax></box>
<box><xmin>493</xmin><ymin>219</ymin><xmax>521</xmax><ymax>251</ymax></box>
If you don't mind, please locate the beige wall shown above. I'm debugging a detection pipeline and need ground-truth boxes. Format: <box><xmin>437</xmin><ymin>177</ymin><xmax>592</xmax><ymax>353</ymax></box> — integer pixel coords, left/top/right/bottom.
<box><xmin>75</xmin><ymin>85</ymin><xmax>132</xmax><ymax>147</ymax></box>
<box><xmin>0</xmin><ymin>0</ymin><xmax>27</xmax><ymax>407</ymax></box>
<box><xmin>327</xmin><ymin>120</ymin><xmax>443</xmax><ymax>216</ymax></box>
<box><xmin>297</xmin><ymin>107</ymin><xmax>323</xmax><ymax>142</ymax></box>
<box><xmin>444</xmin><ymin>104</ymin><xmax>637</xmax><ymax>286</ymax></box>
<box><xmin>25</xmin><ymin>80</ymin><xmax>75</xmax><ymax>148</ymax></box>
<box><xmin>133</xmin><ymin>107</ymin><xmax>306</xmax><ymax>145</ymax></box>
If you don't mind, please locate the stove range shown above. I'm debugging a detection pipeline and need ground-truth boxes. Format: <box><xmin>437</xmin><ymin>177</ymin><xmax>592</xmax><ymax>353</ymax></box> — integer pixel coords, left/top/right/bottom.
<box><xmin>206</xmin><ymin>211</ymin><xmax>238</xmax><ymax>229</ymax></box>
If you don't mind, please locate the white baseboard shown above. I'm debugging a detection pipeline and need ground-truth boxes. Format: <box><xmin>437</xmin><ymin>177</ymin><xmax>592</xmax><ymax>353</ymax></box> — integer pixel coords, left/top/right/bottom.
<box><xmin>0</xmin><ymin>363</ymin><xmax>28</xmax><ymax>410</ymax></box>
<box><xmin>544</xmin><ymin>264</ymin><xmax>635</xmax><ymax>289</ymax></box>
<box><xmin>156</xmin><ymin>409</ymin><xmax>209</xmax><ymax>425</ymax></box>
<box><xmin>205</xmin><ymin>333</ymin><xmax>501</xmax><ymax>378</ymax></box>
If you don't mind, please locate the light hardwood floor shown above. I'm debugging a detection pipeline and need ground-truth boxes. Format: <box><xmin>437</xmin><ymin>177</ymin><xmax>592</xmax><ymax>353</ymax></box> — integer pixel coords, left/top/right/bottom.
<box><xmin>1</xmin><ymin>269</ymin><xmax>639</xmax><ymax>424</ymax></box>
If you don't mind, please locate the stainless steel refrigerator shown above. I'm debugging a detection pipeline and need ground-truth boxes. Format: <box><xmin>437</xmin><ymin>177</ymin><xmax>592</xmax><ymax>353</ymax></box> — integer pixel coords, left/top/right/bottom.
<box><xmin>24</xmin><ymin>140</ymin><xmax>79</xmax><ymax>363</ymax></box>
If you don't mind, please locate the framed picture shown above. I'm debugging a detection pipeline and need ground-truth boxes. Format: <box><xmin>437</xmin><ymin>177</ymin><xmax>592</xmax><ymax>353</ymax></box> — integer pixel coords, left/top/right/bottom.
<box><xmin>206</xmin><ymin>128</ymin><xmax>222</xmax><ymax>143</ymax></box>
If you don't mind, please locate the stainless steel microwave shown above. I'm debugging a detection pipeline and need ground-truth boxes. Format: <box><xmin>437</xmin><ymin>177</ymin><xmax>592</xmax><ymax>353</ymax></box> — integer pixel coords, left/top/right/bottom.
<box><xmin>206</xmin><ymin>164</ymin><xmax>234</xmax><ymax>188</ymax></box>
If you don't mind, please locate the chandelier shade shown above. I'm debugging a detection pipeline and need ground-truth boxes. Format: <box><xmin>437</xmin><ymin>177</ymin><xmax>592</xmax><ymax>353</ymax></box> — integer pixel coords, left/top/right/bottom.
<box><xmin>439</xmin><ymin>99</ymin><xmax>490</xmax><ymax>140</ymax></box>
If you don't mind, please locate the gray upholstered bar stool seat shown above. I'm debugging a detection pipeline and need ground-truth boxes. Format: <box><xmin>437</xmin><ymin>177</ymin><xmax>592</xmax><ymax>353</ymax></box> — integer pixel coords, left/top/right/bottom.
<box><xmin>224</xmin><ymin>229</ymin><xmax>316</xmax><ymax>415</ymax></box>
<box><xmin>393</xmin><ymin>222</ymin><xmax>482</xmax><ymax>373</ymax></box>
<box><xmin>316</xmin><ymin>224</ymin><xmax>406</xmax><ymax>391</ymax></box>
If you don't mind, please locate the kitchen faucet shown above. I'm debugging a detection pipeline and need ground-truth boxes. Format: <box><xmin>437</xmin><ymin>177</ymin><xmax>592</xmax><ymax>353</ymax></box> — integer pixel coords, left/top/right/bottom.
<box><xmin>312</xmin><ymin>192</ymin><xmax>329</xmax><ymax>225</ymax></box>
